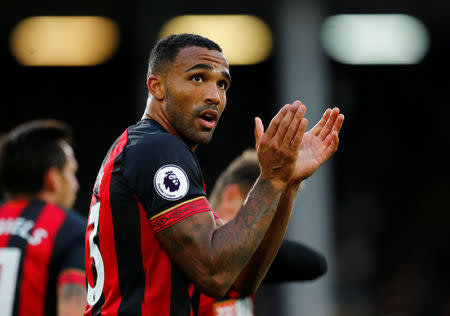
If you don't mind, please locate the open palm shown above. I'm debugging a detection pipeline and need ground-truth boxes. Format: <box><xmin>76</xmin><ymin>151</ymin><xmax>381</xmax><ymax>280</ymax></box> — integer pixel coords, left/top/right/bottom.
<box><xmin>292</xmin><ymin>107</ymin><xmax>344</xmax><ymax>181</ymax></box>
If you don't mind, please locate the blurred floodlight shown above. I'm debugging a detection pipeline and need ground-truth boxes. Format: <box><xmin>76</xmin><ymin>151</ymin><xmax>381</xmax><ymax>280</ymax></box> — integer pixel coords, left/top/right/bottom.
<box><xmin>10</xmin><ymin>16</ymin><xmax>119</xmax><ymax>66</ymax></box>
<box><xmin>159</xmin><ymin>15</ymin><xmax>273</xmax><ymax>65</ymax></box>
<box><xmin>321</xmin><ymin>14</ymin><xmax>429</xmax><ymax>65</ymax></box>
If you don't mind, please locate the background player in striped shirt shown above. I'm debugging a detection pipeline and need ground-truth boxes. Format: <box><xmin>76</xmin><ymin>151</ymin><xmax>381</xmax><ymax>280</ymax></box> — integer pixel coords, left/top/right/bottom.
<box><xmin>84</xmin><ymin>33</ymin><xmax>344</xmax><ymax>315</ymax></box>
<box><xmin>199</xmin><ymin>148</ymin><xmax>328</xmax><ymax>316</ymax></box>
<box><xmin>0</xmin><ymin>120</ymin><xmax>87</xmax><ymax>316</ymax></box>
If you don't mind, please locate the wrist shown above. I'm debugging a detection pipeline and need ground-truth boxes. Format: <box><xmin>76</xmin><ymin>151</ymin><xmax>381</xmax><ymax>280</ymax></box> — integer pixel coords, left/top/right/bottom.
<box><xmin>257</xmin><ymin>175</ymin><xmax>287</xmax><ymax>193</ymax></box>
<box><xmin>286</xmin><ymin>179</ymin><xmax>302</xmax><ymax>192</ymax></box>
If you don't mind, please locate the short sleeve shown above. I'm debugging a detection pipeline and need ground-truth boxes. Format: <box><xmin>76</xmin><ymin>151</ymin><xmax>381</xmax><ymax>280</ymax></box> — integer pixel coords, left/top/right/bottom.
<box><xmin>56</xmin><ymin>212</ymin><xmax>86</xmax><ymax>289</ymax></box>
<box><xmin>57</xmin><ymin>211</ymin><xmax>86</xmax><ymax>272</ymax></box>
<box><xmin>123</xmin><ymin>132</ymin><xmax>211</xmax><ymax>232</ymax></box>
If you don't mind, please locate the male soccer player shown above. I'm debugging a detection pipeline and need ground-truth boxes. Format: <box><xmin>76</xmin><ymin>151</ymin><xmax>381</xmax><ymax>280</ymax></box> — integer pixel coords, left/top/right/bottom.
<box><xmin>199</xmin><ymin>148</ymin><xmax>328</xmax><ymax>315</ymax></box>
<box><xmin>0</xmin><ymin>120</ymin><xmax>86</xmax><ymax>316</ymax></box>
<box><xmin>84</xmin><ymin>33</ymin><xmax>344</xmax><ymax>316</ymax></box>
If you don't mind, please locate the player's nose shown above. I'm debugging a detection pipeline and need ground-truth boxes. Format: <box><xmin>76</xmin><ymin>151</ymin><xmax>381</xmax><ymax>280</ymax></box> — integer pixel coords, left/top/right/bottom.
<box><xmin>204</xmin><ymin>83</ymin><xmax>220</xmax><ymax>105</ymax></box>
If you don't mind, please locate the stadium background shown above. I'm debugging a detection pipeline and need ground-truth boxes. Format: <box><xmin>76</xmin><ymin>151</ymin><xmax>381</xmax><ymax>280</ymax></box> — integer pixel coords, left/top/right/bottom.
<box><xmin>1</xmin><ymin>0</ymin><xmax>449</xmax><ymax>315</ymax></box>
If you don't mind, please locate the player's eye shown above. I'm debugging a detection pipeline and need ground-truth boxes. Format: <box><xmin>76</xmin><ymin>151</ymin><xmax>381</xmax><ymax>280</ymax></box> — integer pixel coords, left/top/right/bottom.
<box><xmin>218</xmin><ymin>80</ymin><xmax>229</xmax><ymax>90</ymax></box>
<box><xmin>191</xmin><ymin>74</ymin><xmax>203</xmax><ymax>82</ymax></box>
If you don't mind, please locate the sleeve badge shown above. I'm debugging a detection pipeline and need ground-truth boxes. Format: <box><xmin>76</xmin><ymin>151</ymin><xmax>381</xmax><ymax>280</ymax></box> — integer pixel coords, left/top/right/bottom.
<box><xmin>153</xmin><ymin>164</ymin><xmax>189</xmax><ymax>200</ymax></box>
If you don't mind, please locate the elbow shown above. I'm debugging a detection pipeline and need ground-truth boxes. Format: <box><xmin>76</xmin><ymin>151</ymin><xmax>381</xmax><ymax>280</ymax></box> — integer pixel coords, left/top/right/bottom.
<box><xmin>200</xmin><ymin>268</ymin><xmax>260</xmax><ymax>298</ymax></box>
<box><xmin>205</xmin><ymin>277</ymin><xmax>258</xmax><ymax>298</ymax></box>
<box><xmin>197</xmin><ymin>272</ymin><xmax>234</xmax><ymax>299</ymax></box>
<box><xmin>201</xmin><ymin>284</ymin><xmax>230</xmax><ymax>299</ymax></box>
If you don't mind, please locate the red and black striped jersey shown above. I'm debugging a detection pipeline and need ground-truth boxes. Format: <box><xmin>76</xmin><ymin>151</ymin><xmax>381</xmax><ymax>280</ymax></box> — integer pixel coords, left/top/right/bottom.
<box><xmin>0</xmin><ymin>199</ymin><xmax>86</xmax><ymax>316</ymax></box>
<box><xmin>85</xmin><ymin>119</ymin><xmax>213</xmax><ymax>316</ymax></box>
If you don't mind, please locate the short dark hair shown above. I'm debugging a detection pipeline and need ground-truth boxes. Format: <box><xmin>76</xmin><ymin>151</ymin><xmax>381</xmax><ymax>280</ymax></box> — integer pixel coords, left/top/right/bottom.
<box><xmin>209</xmin><ymin>149</ymin><xmax>260</xmax><ymax>208</ymax></box>
<box><xmin>0</xmin><ymin>119</ymin><xmax>73</xmax><ymax>195</ymax></box>
<box><xmin>147</xmin><ymin>33</ymin><xmax>222</xmax><ymax>78</ymax></box>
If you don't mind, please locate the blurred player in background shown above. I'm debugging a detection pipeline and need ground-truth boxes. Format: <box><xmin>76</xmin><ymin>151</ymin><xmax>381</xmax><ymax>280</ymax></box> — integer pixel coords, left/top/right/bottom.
<box><xmin>0</xmin><ymin>120</ymin><xmax>86</xmax><ymax>316</ymax></box>
<box><xmin>199</xmin><ymin>148</ymin><xmax>328</xmax><ymax>316</ymax></box>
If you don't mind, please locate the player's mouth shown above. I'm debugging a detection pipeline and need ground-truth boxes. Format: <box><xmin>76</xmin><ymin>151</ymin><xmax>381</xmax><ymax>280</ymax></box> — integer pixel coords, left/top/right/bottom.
<box><xmin>198</xmin><ymin>109</ymin><xmax>218</xmax><ymax>129</ymax></box>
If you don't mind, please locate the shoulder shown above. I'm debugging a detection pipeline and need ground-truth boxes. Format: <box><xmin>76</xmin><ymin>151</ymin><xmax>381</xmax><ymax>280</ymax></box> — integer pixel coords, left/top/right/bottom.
<box><xmin>64</xmin><ymin>209</ymin><xmax>87</xmax><ymax>226</ymax></box>
<box><xmin>124</xmin><ymin>120</ymin><xmax>197</xmax><ymax>171</ymax></box>
<box><xmin>58</xmin><ymin>208</ymin><xmax>87</xmax><ymax>236</ymax></box>
<box><xmin>128</xmin><ymin>123</ymin><xmax>191</xmax><ymax>156</ymax></box>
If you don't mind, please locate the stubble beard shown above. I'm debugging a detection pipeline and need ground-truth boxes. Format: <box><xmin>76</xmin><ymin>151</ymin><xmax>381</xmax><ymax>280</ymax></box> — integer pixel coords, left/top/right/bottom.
<box><xmin>165</xmin><ymin>92</ymin><xmax>216</xmax><ymax>147</ymax></box>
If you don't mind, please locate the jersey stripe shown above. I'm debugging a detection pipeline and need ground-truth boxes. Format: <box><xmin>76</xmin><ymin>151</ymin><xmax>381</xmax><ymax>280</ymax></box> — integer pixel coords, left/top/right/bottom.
<box><xmin>85</xmin><ymin>135</ymin><xmax>124</xmax><ymax>316</ymax></box>
<box><xmin>6</xmin><ymin>200</ymin><xmax>44</xmax><ymax>316</ymax></box>
<box><xmin>0</xmin><ymin>200</ymin><xmax>28</xmax><ymax>247</ymax></box>
<box><xmin>170</xmin><ymin>263</ymin><xmax>193</xmax><ymax>316</ymax></box>
<box><xmin>191</xmin><ymin>287</ymin><xmax>200</xmax><ymax>316</ymax></box>
<box><xmin>150</xmin><ymin>197</ymin><xmax>212</xmax><ymax>234</ymax></box>
<box><xmin>110</xmin><ymin>157</ymin><xmax>145</xmax><ymax>315</ymax></box>
<box><xmin>137</xmin><ymin>199</ymin><xmax>171</xmax><ymax>315</ymax></box>
<box><xmin>85</xmin><ymin>130</ymin><xmax>128</xmax><ymax>315</ymax></box>
<box><xmin>3</xmin><ymin>201</ymin><xmax>34</xmax><ymax>316</ymax></box>
<box><xmin>18</xmin><ymin>202</ymin><xmax>66</xmax><ymax>316</ymax></box>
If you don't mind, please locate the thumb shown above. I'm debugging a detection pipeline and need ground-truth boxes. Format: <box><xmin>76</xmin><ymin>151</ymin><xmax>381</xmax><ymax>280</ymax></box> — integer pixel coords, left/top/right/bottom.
<box><xmin>254</xmin><ymin>117</ymin><xmax>264</xmax><ymax>149</ymax></box>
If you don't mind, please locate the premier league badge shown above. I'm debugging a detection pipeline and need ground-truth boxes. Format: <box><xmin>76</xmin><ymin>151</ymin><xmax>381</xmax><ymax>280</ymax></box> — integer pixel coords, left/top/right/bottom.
<box><xmin>154</xmin><ymin>164</ymin><xmax>189</xmax><ymax>200</ymax></box>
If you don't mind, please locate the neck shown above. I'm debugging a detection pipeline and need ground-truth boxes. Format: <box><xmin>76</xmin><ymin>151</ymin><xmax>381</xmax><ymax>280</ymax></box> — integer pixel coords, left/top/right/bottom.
<box><xmin>5</xmin><ymin>191</ymin><xmax>56</xmax><ymax>205</ymax></box>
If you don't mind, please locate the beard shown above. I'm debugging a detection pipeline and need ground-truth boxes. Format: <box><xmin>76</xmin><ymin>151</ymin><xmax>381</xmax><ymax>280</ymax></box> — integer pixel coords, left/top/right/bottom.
<box><xmin>165</xmin><ymin>89</ymin><xmax>219</xmax><ymax>147</ymax></box>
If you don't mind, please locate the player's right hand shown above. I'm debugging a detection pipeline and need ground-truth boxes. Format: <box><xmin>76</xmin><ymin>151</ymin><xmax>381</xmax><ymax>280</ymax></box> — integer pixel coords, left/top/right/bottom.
<box><xmin>254</xmin><ymin>101</ymin><xmax>308</xmax><ymax>190</ymax></box>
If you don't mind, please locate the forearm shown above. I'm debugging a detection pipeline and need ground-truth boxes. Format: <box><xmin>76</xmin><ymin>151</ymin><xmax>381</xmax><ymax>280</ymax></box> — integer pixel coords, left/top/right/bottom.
<box><xmin>208</xmin><ymin>177</ymin><xmax>285</xmax><ymax>292</ymax></box>
<box><xmin>57</xmin><ymin>282</ymin><xmax>86</xmax><ymax>316</ymax></box>
<box><xmin>232</xmin><ymin>180</ymin><xmax>300</xmax><ymax>294</ymax></box>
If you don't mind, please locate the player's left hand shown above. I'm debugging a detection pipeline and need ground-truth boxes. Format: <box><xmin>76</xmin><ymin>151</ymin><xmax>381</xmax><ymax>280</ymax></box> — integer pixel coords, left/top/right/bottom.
<box><xmin>291</xmin><ymin>107</ymin><xmax>344</xmax><ymax>181</ymax></box>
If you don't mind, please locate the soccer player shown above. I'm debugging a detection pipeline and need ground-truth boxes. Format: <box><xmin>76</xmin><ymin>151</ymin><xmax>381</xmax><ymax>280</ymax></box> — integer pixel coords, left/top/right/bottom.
<box><xmin>198</xmin><ymin>148</ymin><xmax>328</xmax><ymax>315</ymax></box>
<box><xmin>0</xmin><ymin>120</ymin><xmax>86</xmax><ymax>316</ymax></box>
<box><xmin>84</xmin><ymin>33</ymin><xmax>344</xmax><ymax>316</ymax></box>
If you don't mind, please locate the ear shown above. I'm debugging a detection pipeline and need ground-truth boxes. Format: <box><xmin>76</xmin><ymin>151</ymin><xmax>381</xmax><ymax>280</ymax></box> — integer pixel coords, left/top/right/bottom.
<box><xmin>147</xmin><ymin>74</ymin><xmax>165</xmax><ymax>101</ymax></box>
<box><xmin>43</xmin><ymin>166</ymin><xmax>61</xmax><ymax>193</ymax></box>
<box><xmin>220</xmin><ymin>184</ymin><xmax>245</xmax><ymax>222</ymax></box>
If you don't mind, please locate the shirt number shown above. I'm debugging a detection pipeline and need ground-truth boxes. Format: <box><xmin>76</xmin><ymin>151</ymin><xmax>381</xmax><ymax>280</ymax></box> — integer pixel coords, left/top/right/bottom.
<box><xmin>87</xmin><ymin>202</ymin><xmax>105</xmax><ymax>306</ymax></box>
<box><xmin>0</xmin><ymin>248</ymin><xmax>21</xmax><ymax>316</ymax></box>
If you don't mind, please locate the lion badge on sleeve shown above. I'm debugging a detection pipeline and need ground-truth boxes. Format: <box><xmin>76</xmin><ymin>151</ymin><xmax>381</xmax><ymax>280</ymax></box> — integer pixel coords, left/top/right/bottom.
<box><xmin>154</xmin><ymin>164</ymin><xmax>189</xmax><ymax>200</ymax></box>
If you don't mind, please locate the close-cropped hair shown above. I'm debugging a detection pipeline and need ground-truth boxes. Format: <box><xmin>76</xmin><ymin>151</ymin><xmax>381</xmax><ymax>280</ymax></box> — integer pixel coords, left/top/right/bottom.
<box><xmin>146</xmin><ymin>33</ymin><xmax>222</xmax><ymax>79</ymax></box>
<box><xmin>0</xmin><ymin>119</ymin><xmax>73</xmax><ymax>195</ymax></box>
<box><xmin>209</xmin><ymin>148</ymin><xmax>260</xmax><ymax>208</ymax></box>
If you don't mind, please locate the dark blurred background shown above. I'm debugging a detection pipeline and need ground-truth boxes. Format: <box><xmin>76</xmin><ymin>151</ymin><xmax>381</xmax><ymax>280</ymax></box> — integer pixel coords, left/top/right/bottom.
<box><xmin>1</xmin><ymin>0</ymin><xmax>449</xmax><ymax>315</ymax></box>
